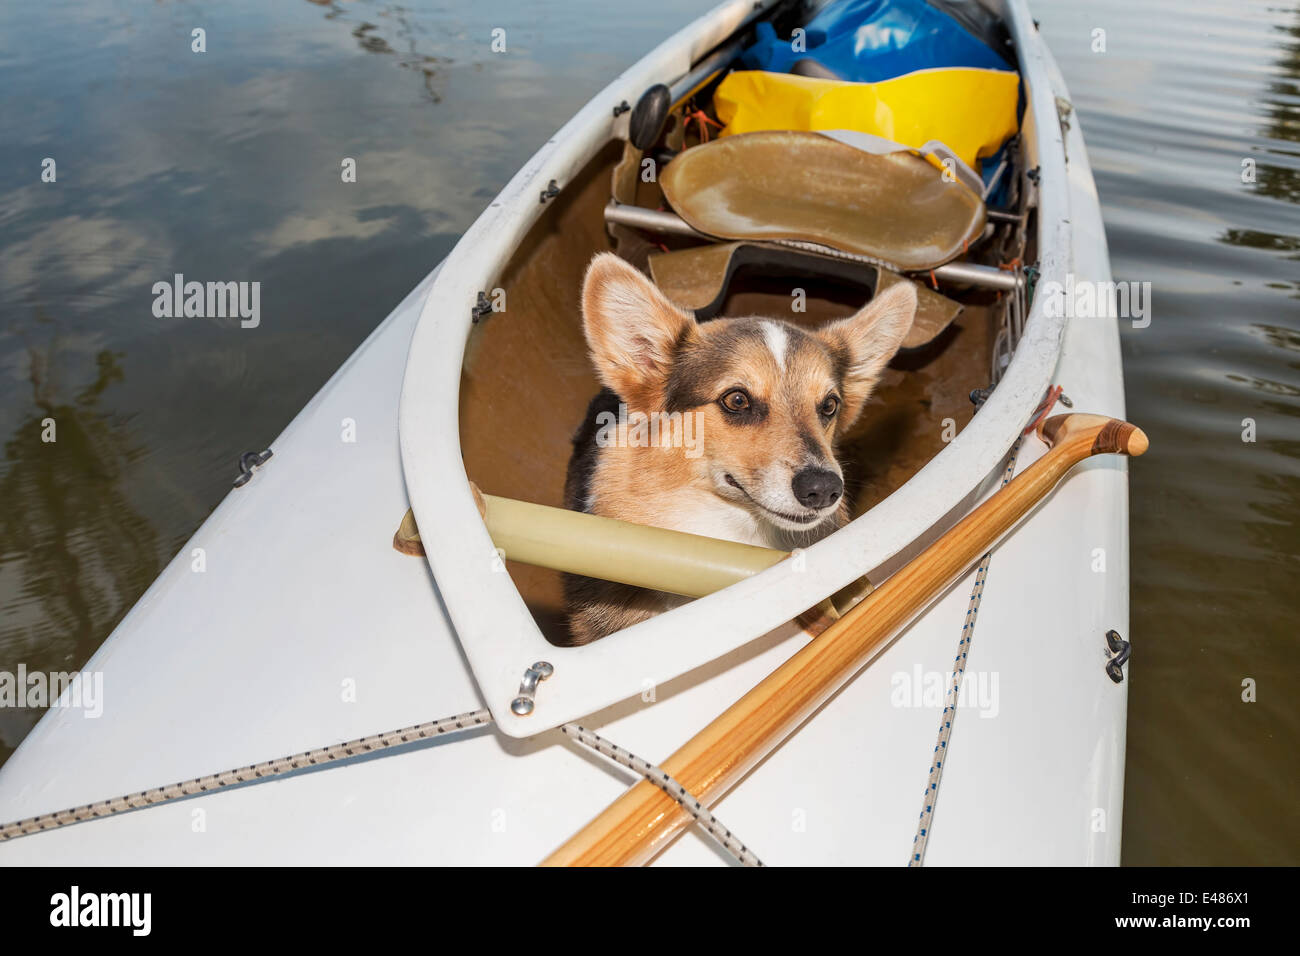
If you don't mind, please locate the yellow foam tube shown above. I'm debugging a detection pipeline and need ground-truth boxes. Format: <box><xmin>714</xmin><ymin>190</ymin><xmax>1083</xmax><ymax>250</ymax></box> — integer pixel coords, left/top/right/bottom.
<box><xmin>478</xmin><ymin>491</ymin><xmax>789</xmax><ymax>598</ymax></box>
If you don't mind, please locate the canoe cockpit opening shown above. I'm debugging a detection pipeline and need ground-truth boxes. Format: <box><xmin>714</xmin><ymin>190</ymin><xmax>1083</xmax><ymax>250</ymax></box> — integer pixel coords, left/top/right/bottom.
<box><xmin>454</xmin><ymin>0</ymin><xmax>1034</xmax><ymax>647</ymax></box>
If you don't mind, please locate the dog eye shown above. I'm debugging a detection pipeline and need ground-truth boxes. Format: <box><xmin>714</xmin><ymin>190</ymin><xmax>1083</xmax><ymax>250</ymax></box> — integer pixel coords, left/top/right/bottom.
<box><xmin>819</xmin><ymin>395</ymin><xmax>840</xmax><ymax>417</ymax></box>
<box><xmin>720</xmin><ymin>389</ymin><xmax>750</xmax><ymax>413</ymax></box>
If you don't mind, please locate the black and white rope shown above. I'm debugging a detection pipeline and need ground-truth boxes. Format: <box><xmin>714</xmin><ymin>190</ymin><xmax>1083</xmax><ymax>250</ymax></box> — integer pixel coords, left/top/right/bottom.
<box><xmin>560</xmin><ymin>722</ymin><xmax>764</xmax><ymax>867</ymax></box>
<box><xmin>0</xmin><ymin>709</ymin><xmax>493</xmax><ymax>842</ymax></box>
<box><xmin>0</xmin><ymin>706</ymin><xmax>761</xmax><ymax>867</ymax></box>
<box><xmin>908</xmin><ymin>436</ymin><xmax>1025</xmax><ymax>866</ymax></box>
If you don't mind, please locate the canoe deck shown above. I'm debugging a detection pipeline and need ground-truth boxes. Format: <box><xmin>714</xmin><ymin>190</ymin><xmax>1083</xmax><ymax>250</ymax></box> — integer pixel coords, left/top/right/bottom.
<box><xmin>0</xmin><ymin>146</ymin><xmax>1128</xmax><ymax>865</ymax></box>
<box><xmin>0</xmin><ymin>0</ymin><xmax>1130</xmax><ymax>865</ymax></box>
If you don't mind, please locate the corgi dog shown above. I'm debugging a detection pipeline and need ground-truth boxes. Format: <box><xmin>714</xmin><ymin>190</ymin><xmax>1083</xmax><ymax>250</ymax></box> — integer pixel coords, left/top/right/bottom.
<box><xmin>563</xmin><ymin>253</ymin><xmax>917</xmax><ymax>644</ymax></box>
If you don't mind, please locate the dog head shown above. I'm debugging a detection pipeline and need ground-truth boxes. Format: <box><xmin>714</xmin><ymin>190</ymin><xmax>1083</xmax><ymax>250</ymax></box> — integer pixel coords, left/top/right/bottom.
<box><xmin>581</xmin><ymin>252</ymin><xmax>916</xmax><ymax>532</ymax></box>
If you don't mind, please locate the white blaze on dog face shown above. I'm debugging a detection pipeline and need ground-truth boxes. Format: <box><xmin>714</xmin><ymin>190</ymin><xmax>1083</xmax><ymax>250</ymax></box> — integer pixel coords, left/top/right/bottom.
<box><xmin>581</xmin><ymin>255</ymin><xmax>917</xmax><ymax>534</ymax></box>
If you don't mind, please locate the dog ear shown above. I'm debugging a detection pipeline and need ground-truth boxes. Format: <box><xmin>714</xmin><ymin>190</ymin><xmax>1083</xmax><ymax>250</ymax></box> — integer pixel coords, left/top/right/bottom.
<box><xmin>816</xmin><ymin>282</ymin><xmax>917</xmax><ymax>427</ymax></box>
<box><xmin>581</xmin><ymin>253</ymin><xmax>696</xmax><ymax>407</ymax></box>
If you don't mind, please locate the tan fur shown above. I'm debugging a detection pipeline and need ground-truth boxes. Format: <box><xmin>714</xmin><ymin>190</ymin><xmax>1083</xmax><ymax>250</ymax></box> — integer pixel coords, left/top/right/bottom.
<box><xmin>564</xmin><ymin>253</ymin><xmax>916</xmax><ymax>643</ymax></box>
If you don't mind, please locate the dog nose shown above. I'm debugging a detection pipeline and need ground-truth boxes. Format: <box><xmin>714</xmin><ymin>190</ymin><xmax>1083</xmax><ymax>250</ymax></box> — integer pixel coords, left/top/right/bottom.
<box><xmin>792</xmin><ymin>467</ymin><xmax>842</xmax><ymax>509</ymax></box>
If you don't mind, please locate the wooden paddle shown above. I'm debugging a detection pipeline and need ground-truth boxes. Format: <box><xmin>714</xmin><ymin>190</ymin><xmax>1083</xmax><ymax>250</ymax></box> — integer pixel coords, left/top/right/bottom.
<box><xmin>540</xmin><ymin>412</ymin><xmax>1147</xmax><ymax>867</ymax></box>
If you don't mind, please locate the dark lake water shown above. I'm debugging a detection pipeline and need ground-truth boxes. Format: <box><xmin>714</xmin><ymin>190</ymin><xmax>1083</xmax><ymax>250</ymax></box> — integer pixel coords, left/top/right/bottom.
<box><xmin>1037</xmin><ymin>0</ymin><xmax>1299</xmax><ymax>865</ymax></box>
<box><xmin>0</xmin><ymin>0</ymin><xmax>1296</xmax><ymax>865</ymax></box>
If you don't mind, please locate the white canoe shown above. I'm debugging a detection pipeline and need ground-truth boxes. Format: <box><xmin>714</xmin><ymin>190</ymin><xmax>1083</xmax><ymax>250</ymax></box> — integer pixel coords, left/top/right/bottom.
<box><xmin>0</xmin><ymin>0</ymin><xmax>1130</xmax><ymax>866</ymax></box>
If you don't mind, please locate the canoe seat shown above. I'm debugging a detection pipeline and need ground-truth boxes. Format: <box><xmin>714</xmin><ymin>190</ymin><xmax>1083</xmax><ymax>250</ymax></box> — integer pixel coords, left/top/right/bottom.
<box><xmin>659</xmin><ymin>130</ymin><xmax>986</xmax><ymax>272</ymax></box>
<box><xmin>647</xmin><ymin>241</ymin><xmax>963</xmax><ymax>350</ymax></box>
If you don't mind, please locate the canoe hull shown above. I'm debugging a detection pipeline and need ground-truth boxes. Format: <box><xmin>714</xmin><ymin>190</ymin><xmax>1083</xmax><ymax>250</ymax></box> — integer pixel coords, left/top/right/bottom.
<box><xmin>0</xmin><ymin>0</ymin><xmax>1128</xmax><ymax>865</ymax></box>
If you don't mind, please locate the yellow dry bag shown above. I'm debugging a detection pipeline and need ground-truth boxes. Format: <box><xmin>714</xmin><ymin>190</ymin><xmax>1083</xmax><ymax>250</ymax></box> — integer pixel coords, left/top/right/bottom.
<box><xmin>714</xmin><ymin>68</ymin><xmax>1019</xmax><ymax>170</ymax></box>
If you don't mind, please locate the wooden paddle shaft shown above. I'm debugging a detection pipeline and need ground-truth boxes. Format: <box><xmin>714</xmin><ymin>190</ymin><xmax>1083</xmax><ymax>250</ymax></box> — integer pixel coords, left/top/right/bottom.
<box><xmin>540</xmin><ymin>413</ymin><xmax>1147</xmax><ymax>867</ymax></box>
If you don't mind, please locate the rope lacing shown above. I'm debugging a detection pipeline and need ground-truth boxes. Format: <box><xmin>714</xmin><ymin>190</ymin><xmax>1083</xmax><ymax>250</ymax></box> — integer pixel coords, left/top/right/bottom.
<box><xmin>560</xmin><ymin>724</ymin><xmax>763</xmax><ymax>866</ymax></box>
<box><xmin>909</xmin><ymin>384</ymin><xmax>1063</xmax><ymax>866</ymax></box>
<box><xmin>0</xmin><ymin>709</ymin><xmax>494</xmax><ymax>843</ymax></box>
<box><xmin>684</xmin><ymin>107</ymin><xmax>723</xmax><ymax>144</ymax></box>
<box><xmin>0</xmin><ymin>708</ymin><xmax>760</xmax><ymax>866</ymax></box>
